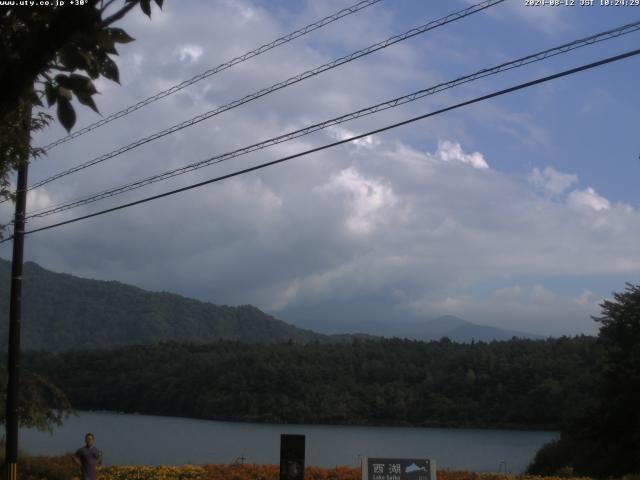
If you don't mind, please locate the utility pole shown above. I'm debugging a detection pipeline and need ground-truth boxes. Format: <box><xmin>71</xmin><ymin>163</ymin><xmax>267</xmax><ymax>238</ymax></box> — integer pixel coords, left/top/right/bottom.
<box><xmin>4</xmin><ymin>103</ymin><xmax>30</xmax><ymax>480</ymax></box>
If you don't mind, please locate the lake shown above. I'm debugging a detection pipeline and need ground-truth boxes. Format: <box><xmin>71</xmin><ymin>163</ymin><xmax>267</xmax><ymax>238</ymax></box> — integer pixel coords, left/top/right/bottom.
<box><xmin>20</xmin><ymin>411</ymin><xmax>556</xmax><ymax>473</ymax></box>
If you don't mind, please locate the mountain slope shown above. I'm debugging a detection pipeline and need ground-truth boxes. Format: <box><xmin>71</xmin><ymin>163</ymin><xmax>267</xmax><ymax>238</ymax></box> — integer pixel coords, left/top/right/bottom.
<box><xmin>0</xmin><ymin>259</ymin><xmax>328</xmax><ymax>351</ymax></box>
<box><xmin>423</xmin><ymin>315</ymin><xmax>542</xmax><ymax>342</ymax></box>
<box><xmin>278</xmin><ymin>299</ymin><xmax>541</xmax><ymax>341</ymax></box>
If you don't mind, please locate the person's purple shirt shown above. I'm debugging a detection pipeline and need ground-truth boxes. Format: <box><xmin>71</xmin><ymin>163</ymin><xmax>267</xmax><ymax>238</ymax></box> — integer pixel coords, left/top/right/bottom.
<box><xmin>75</xmin><ymin>446</ymin><xmax>101</xmax><ymax>480</ymax></box>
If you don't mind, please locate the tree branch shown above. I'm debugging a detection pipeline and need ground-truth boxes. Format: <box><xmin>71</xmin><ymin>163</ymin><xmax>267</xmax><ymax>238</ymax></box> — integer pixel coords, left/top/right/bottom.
<box><xmin>48</xmin><ymin>64</ymin><xmax>76</xmax><ymax>72</ymax></box>
<box><xmin>101</xmin><ymin>1</ymin><xmax>139</xmax><ymax>27</ymax></box>
<box><xmin>100</xmin><ymin>0</ymin><xmax>118</xmax><ymax>14</ymax></box>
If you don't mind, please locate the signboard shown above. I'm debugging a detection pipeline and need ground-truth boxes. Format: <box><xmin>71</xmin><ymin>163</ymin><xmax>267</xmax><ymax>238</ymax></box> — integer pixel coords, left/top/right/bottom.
<box><xmin>280</xmin><ymin>434</ymin><xmax>305</xmax><ymax>480</ymax></box>
<box><xmin>362</xmin><ymin>458</ymin><xmax>436</xmax><ymax>480</ymax></box>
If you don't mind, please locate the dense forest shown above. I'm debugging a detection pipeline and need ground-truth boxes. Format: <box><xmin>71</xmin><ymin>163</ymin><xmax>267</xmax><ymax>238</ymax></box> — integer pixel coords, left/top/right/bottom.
<box><xmin>24</xmin><ymin>336</ymin><xmax>599</xmax><ymax>430</ymax></box>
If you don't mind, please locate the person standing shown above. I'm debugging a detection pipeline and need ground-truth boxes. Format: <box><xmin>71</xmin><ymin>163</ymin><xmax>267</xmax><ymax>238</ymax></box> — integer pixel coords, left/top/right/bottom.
<box><xmin>72</xmin><ymin>433</ymin><xmax>102</xmax><ymax>480</ymax></box>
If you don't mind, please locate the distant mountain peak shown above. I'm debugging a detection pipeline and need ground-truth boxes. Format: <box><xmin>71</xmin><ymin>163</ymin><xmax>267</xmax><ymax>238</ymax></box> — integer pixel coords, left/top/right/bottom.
<box><xmin>431</xmin><ymin>315</ymin><xmax>467</xmax><ymax>323</ymax></box>
<box><xmin>0</xmin><ymin>258</ymin><xmax>541</xmax><ymax>349</ymax></box>
<box><xmin>424</xmin><ymin>314</ymin><xmax>541</xmax><ymax>342</ymax></box>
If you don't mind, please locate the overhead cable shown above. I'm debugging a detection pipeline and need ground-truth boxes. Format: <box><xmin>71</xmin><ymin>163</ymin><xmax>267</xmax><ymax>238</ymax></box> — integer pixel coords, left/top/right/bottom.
<box><xmin>5</xmin><ymin>47</ymin><xmax>637</xmax><ymax>242</ymax></box>
<box><xmin>39</xmin><ymin>0</ymin><xmax>385</xmax><ymax>152</ymax></box>
<box><xmin>26</xmin><ymin>0</ymin><xmax>506</xmax><ymax>192</ymax></box>
<box><xmin>23</xmin><ymin>20</ymin><xmax>640</xmax><ymax>220</ymax></box>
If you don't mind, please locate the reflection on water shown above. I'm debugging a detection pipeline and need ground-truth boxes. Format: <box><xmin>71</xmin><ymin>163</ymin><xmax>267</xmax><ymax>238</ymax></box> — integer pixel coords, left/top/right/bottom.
<box><xmin>21</xmin><ymin>411</ymin><xmax>557</xmax><ymax>473</ymax></box>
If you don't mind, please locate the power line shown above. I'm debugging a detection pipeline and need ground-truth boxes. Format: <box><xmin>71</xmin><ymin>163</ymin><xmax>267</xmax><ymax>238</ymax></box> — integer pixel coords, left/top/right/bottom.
<box><xmin>5</xmin><ymin>47</ymin><xmax>637</xmax><ymax>242</ymax></box>
<box><xmin>26</xmin><ymin>0</ymin><xmax>506</xmax><ymax>192</ymax></box>
<box><xmin>39</xmin><ymin>0</ymin><xmax>385</xmax><ymax>152</ymax></box>
<box><xmin>22</xmin><ymin>20</ymin><xmax>640</xmax><ymax>220</ymax></box>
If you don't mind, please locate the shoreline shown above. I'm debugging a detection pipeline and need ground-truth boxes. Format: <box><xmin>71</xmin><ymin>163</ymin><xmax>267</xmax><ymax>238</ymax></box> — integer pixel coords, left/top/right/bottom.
<box><xmin>75</xmin><ymin>409</ymin><xmax>561</xmax><ymax>433</ymax></box>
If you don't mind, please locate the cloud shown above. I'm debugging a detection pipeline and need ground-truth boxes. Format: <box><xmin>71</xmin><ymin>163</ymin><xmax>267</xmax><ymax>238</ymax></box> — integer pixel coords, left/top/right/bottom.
<box><xmin>468</xmin><ymin>0</ymin><xmax>569</xmax><ymax>35</ymax></box>
<box><xmin>6</xmin><ymin>0</ymin><xmax>637</xmax><ymax>339</ymax></box>
<box><xmin>574</xmin><ymin>289</ymin><xmax>602</xmax><ymax>309</ymax></box>
<box><xmin>530</xmin><ymin>166</ymin><xmax>578</xmax><ymax>196</ymax></box>
<box><xmin>568</xmin><ymin>187</ymin><xmax>611</xmax><ymax>211</ymax></box>
<box><xmin>177</xmin><ymin>44</ymin><xmax>204</xmax><ymax>63</ymax></box>
<box><xmin>15</xmin><ymin>133</ymin><xmax>639</xmax><ymax>336</ymax></box>
<box><xmin>435</xmin><ymin>140</ymin><xmax>489</xmax><ymax>169</ymax></box>
<box><xmin>315</xmin><ymin>167</ymin><xmax>400</xmax><ymax>236</ymax></box>
<box><xmin>506</xmin><ymin>4</ymin><xmax>567</xmax><ymax>35</ymax></box>
<box><xmin>327</xmin><ymin>126</ymin><xmax>380</xmax><ymax>149</ymax></box>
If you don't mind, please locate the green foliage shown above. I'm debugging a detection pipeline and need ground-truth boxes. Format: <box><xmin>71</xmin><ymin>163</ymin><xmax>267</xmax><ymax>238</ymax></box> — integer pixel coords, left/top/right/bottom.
<box><xmin>0</xmin><ymin>259</ymin><xmax>326</xmax><ymax>351</ymax></box>
<box><xmin>24</xmin><ymin>336</ymin><xmax>600</xmax><ymax>430</ymax></box>
<box><xmin>0</xmin><ymin>0</ymin><xmax>164</xmax><ymax>204</ymax></box>
<box><xmin>528</xmin><ymin>283</ymin><xmax>640</xmax><ymax>478</ymax></box>
<box><xmin>0</xmin><ymin>96</ymin><xmax>51</xmax><ymax>202</ymax></box>
<box><xmin>527</xmin><ymin>439</ymin><xmax>575</xmax><ymax>477</ymax></box>
<box><xmin>0</xmin><ymin>363</ymin><xmax>73</xmax><ymax>432</ymax></box>
<box><xmin>56</xmin><ymin>95</ymin><xmax>76</xmax><ymax>132</ymax></box>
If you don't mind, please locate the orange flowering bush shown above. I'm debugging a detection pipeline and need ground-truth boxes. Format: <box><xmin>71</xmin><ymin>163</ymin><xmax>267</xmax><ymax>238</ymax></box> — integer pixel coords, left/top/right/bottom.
<box><xmin>12</xmin><ymin>456</ymin><xmax>596</xmax><ymax>480</ymax></box>
<box><xmin>98</xmin><ymin>464</ymin><xmax>206</xmax><ymax>480</ymax></box>
<box><xmin>199</xmin><ymin>465</ymin><xmax>593</xmax><ymax>480</ymax></box>
<box><xmin>16</xmin><ymin>454</ymin><xmax>76</xmax><ymax>480</ymax></box>
<box><xmin>203</xmin><ymin>463</ymin><xmax>277</xmax><ymax>480</ymax></box>
<box><xmin>437</xmin><ymin>473</ymin><xmax>592</xmax><ymax>480</ymax></box>
<box><xmin>201</xmin><ymin>464</ymin><xmax>361</xmax><ymax>480</ymax></box>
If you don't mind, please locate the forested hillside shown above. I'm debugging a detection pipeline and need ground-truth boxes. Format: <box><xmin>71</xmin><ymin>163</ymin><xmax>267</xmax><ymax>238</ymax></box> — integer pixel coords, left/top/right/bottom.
<box><xmin>25</xmin><ymin>336</ymin><xmax>599</xmax><ymax>429</ymax></box>
<box><xmin>0</xmin><ymin>259</ymin><xmax>329</xmax><ymax>350</ymax></box>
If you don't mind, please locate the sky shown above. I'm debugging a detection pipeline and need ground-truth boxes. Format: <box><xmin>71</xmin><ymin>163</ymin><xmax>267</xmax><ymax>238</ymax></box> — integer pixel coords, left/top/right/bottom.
<box><xmin>2</xmin><ymin>0</ymin><xmax>639</xmax><ymax>337</ymax></box>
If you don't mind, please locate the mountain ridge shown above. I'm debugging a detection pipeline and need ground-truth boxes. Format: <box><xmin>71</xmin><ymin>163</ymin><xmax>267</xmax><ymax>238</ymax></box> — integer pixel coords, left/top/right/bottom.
<box><xmin>0</xmin><ymin>259</ymin><xmax>333</xmax><ymax>351</ymax></box>
<box><xmin>0</xmin><ymin>258</ymin><xmax>539</xmax><ymax>351</ymax></box>
<box><xmin>423</xmin><ymin>315</ymin><xmax>543</xmax><ymax>342</ymax></box>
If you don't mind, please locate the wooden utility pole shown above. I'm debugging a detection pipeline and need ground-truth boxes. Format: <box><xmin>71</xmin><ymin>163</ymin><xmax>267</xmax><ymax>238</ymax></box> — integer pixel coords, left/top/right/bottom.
<box><xmin>4</xmin><ymin>104</ymin><xmax>30</xmax><ymax>480</ymax></box>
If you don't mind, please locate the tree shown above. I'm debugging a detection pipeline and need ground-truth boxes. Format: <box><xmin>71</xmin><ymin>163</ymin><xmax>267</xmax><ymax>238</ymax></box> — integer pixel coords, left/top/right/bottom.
<box><xmin>588</xmin><ymin>283</ymin><xmax>640</xmax><ymax>475</ymax></box>
<box><xmin>0</xmin><ymin>364</ymin><xmax>72</xmax><ymax>433</ymax></box>
<box><xmin>0</xmin><ymin>0</ymin><xmax>164</xmax><ymax>434</ymax></box>
<box><xmin>0</xmin><ymin>0</ymin><xmax>163</xmax><ymax>202</ymax></box>
<box><xmin>528</xmin><ymin>283</ymin><xmax>640</xmax><ymax>477</ymax></box>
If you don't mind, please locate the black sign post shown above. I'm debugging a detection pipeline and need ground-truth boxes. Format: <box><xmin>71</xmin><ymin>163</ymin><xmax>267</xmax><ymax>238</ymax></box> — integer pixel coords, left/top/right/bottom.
<box><xmin>280</xmin><ymin>434</ymin><xmax>305</xmax><ymax>480</ymax></box>
<box><xmin>362</xmin><ymin>458</ymin><xmax>436</xmax><ymax>480</ymax></box>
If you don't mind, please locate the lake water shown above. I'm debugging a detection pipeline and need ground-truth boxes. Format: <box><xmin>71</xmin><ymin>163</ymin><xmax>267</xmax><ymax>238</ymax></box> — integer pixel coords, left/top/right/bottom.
<box><xmin>20</xmin><ymin>411</ymin><xmax>556</xmax><ymax>473</ymax></box>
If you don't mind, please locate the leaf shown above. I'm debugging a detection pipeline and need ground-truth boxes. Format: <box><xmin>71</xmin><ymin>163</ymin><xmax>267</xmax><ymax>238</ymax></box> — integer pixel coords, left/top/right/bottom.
<box><xmin>96</xmin><ymin>43</ymin><xmax>120</xmax><ymax>56</ymax></box>
<box><xmin>54</xmin><ymin>74</ymin><xmax>71</xmax><ymax>89</ymax></box>
<box><xmin>57</xmin><ymin>96</ymin><xmax>76</xmax><ymax>132</ymax></box>
<box><xmin>26</xmin><ymin>90</ymin><xmax>39</xmax><ymax>105</ymax></box>
<box><xmin>58</xmin><ymin>86</ymin><xmax>73</xmax><ymax>100</ymax></box>
<box><xmin>140</xmin><ymin>0</ymin><xmax>151</xmax><ymax>17</ymax></box>
<box><xmin>101</xmin><ymin>57</ymin><xmax>120</xmax><ymax>83</ymax></box>
<box><xmin>58</xmin><ymin>45</ymin><xmax>86</xmax><ymax>70</ymax></box>
<box><xmin>107</xmin><ymin>27</ymin><xmax>135</xmax><ymax>44</ymax></box>
<box><xmin>95</xmin><ymin>32</ymin><xmax>117</xmax><ymax>54</ymax></box>
<box><xmin>68</xmin><ymin>74</ymin><xmax>97</xmax><ymax>95</ymax></box>
<box><xmin>154</xmin><ymin>0</ymin><xmax>163</xmax><ymax>8</ymax></box>
<box><xmin>76</xmin><ymin>92</ymin><xmax>100</xmax><ymax>114</ymax></box>
<box><xmin>45</xmin><ymin>83</ymin><xmax>57</xmax><ymax>107</ymax></box>
<box><xmin>83</xmin><ymin>53</ymin><xmax>101</xmax><ymax>79</ymax></box>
